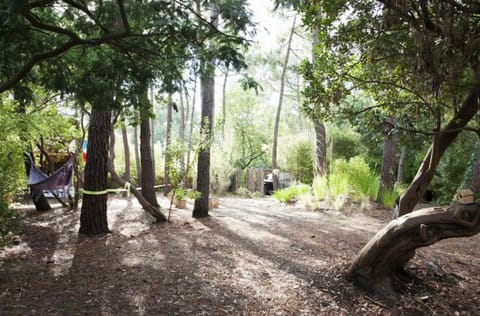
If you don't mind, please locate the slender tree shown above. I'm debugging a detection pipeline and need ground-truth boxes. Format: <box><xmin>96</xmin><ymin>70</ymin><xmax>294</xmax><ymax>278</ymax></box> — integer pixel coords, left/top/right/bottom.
<box><xmin>193</xmin><ymin>1</ymin><xmax>219</xmax><ymax>218</ymax></box>
<box><xmin>272</xmin><ymin>15</ymin><xmax>296</xmax><ymax>190</ymax></box>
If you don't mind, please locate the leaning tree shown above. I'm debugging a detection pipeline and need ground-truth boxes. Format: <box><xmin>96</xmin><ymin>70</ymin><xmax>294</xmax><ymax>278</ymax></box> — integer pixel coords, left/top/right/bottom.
<box><xmin>286</xmin><ymin>0</ymin><xmax>480</xmax><ymax>292</ymax></box>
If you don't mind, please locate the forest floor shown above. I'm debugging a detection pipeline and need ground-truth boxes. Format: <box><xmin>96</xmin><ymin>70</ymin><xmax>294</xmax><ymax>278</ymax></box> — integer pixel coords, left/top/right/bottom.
<box><xmin>1</xmin><ymin>195</ymin><xmax>480</xmax><ymax>315</ymax></box>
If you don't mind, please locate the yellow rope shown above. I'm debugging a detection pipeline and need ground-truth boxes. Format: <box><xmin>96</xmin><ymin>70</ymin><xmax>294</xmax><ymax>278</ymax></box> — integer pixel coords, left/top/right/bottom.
<box><xmin>81</xmin><ymin>182</ymin><xmax>131</xmax><ymax>198</ymax></box>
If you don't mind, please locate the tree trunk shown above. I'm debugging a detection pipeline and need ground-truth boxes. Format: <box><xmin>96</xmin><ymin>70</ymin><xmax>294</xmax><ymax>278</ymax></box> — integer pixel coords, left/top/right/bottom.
<box><xmin>346</xmin><ymin>203</ymin><xmax>480</xmax><ymax>293</ymax></box>
<box><xmin>397</xmin><ymin>84</ymin><xmax>480</xmax><ymax>216</ymax></box>
<box><xmin>133</xmin><ymin>124</ymin><xmax>141</xmax><ymax>186</ymax></box>
<box><xmin>164</xmin><ymin>94</ymin><xmax>173</xmax><ymax>195</ymax></box>
<box><xmin>140</xmin><ymin>111</ymin><xmax>159</xmax><ymax>207</ymax></box>
<box><xmin>79</xmin><ymin>108</ymin><xmax>111</xmax><ymax>236</ymax></box>
<box><xmin>397</xmin><ymin>145</ymin><xmax>408</xmax><ymax>184</ymax></box>
<box><xmin>221</xmin><ymin>66</ymin><xmax>229</xmax><ymax>139</ymax></box>
<box><xmin>467</xmin><ymin>140</ymin><xmax>480</xmax><ymax>193</ymax></box>
<box><xmin>272</xmin><ymin>15</ymin><xmax>296</xmax><ymax>191</ymax></box>
<box><xmin>186</xmin><ymin>76</ymin><xmax>197</xmax><ymax>175</ymax></box>
<box><xmin>312</xmin><ymin>22</ymin><xmax>327</xmax><ymax>177</ymax></box>
<box><xmin>121</xmin><ymin>123</ymin><xmax>130</xmax><ymax>182</ymax></box>
<box><xmin>179</xmin><ymin>90</ymin><xmax>186</xmax><ymax>176</ymax></box>
<box><xmin>193</xmin><ymin>1</ymin><xmax>217</xmax><ymax>218</ymax></box>
<box><xmin>313</xmin><ymin>118</ymin><xmax>327</xmax><ymax>176</ymax></box>
<box><xmin>378</xmin><ymin>116</ymin><xmax>397</xmax><ymax>202</ymax></box>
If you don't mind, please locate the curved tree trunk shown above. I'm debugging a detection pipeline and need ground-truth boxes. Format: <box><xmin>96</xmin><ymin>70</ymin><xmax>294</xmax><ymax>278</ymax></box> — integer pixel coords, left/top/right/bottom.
<box><xmin>397</xmin><ymin>85</ymin><xmax>480</xmax><ymax>216</ymax></box>
<box><xmin>107</xmin><ymin>158</ymin><xmax>167</xmax><ymax>222</ymax></box>
<box><xmin>79</xmin><ymin>108</ymin><xmax>111</xmax><ymax>236</ymax></box>
<box><xmin>346</xmin><ymin>203</ymin><xmax>480</xmax><ymax>293</ymax></box>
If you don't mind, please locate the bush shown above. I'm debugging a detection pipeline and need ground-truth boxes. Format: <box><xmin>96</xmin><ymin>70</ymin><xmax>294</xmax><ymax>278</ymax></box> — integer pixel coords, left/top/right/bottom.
<box><xmin>0</xmin><ymin>201</ymin><xmax>19</xmax><ymax>244</ymax></box>
<box><xmin>273</xmin><ymin>184</ymin><xmax>311</xmax><ymax>203</ymax></box>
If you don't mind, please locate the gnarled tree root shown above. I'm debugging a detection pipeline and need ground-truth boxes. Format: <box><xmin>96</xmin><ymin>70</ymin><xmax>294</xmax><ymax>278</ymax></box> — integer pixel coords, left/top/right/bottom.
<box><xmin>346</xmin><ymin>203</ymin><xmax>480</xmax><ymax>293</ymax></box>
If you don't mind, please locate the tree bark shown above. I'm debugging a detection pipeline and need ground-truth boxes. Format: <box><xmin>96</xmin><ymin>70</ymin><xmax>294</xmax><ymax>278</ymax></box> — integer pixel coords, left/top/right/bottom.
<box><xmin>272</xmin><ymin>15</ymin><xmax>296</xmax><ymax>191</ymax></box>
<box><xmin>397</xmin><ymin>84</ymin><xmax>480</xmax><ymax>216</ymax></box>
<box><xmin>79</xmin><ymin>108</ymin><xmax>111</xmax><ymax>236</ymax></box>
<box><xmin>378</xmin><ymin>116</ymin><xmax>397</xmax><ymax>202</ymax></box>
<box><xmin>121</xmin><ymin>123</ymin><xmax>130</xmax><ymax>182</ymax></box>
<box><xmin>133</xmin><ymin>124</ymin><xmax>141</xmax><ymax>186</ymax></box>
<box><xmin>140</xmin><ymin>110</ymin><xmax>159</xmax><ymax>207</ymax></box>
<box><xmin>313</xmin><ymin>118</ymin><xmax>327</xmax><ymax>176</ymax></box>
<box><xmin>312</xmin><ymin>22</ymin><xmax>327</xmax><ymax>177</ymax></box>
<box><xmin>346</xmin><ymin>203</ymin><xmax>480</xmax><ymax>293</ymax></box>
<box><xmin>467</xmin><ymin>140</ymin><xmax>480</xmax><ymax>193</ymax></box>
<box><xmin>164</xmin><ymin>94</ymin><xmax>173</xmax><ymax>195</ymax></box>
<box><xmin>397</xmin><ymin>145</ymin><xmax>408</xmax><ymax>184</ymax></box>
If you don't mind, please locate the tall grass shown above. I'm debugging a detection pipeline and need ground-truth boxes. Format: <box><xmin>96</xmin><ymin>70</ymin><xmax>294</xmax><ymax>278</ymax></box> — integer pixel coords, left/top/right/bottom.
<box><xmin>273</xmin><ymin>184</ymin><xmax>311</xmax><ymax>203</ymax></box>
<box><xmin>312</xmin><ymin>156</ymin><xmax>379</xmax><ymax>209</ymax></box>
<box><xmin>380</xmin><ymin>183</ymin><xmax>406</xmax><ymax>208</ymax></box>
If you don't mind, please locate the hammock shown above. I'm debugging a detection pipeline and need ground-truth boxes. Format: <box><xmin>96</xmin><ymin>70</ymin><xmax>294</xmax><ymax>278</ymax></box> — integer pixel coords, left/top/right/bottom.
<box><xmin>28</xmin><ymin>154</ymin><xmax>74</xmax><ymax>203</ymax></box>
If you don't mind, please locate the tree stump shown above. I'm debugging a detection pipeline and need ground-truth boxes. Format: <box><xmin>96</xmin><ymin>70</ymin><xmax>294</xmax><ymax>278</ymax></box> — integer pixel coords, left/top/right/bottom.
<box><xmin>346</xmin><ymin>203</ymin><xmax>480</xmax><ymax>293</ymax></box>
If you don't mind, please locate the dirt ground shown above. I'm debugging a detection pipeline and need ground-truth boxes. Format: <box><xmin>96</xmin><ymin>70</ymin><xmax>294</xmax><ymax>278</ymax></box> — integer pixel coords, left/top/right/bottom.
<box><xmin>1</xmin><ymin>195</ymin><xmax>480</xmax><ymax>315</ymax></box>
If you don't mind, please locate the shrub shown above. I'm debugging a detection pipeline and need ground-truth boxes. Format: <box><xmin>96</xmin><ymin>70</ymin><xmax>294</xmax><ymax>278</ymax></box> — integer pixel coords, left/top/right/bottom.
<box><xmin>0</xmin><ymin>201</ymin><xmax>19</xmax><ymax>244</ymax></box>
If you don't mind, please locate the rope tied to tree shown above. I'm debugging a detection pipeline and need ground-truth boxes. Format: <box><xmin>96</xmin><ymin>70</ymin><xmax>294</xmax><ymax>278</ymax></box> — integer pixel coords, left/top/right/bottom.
<box><xmin>81</xmin><ymin>182</ymin><xmax>131</xmax><ymax>198</ymax></box>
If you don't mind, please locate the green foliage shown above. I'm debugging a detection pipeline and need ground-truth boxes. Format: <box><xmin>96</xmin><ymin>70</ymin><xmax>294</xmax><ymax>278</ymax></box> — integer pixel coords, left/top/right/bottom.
<box><xmin>329</xmin><ymin>124</ymin><xmax>364</xmax><ymax>161</ymax></box>
<box><xmin>312</xmin><ymin>156</ymin><xmax>379</xmax><ymax>208</ymax></box>
<box><xmin>0</xmin><ymin>200</ymin><xmax>19</xmax><ymax>243</ymax></box>
<box><xmin>273</xmin><ymin>183</ymin><xmax>311</xmax><ymax>203</ymax></box>
<box><xmin>380</xmin><ymin>184</ymin><xmax>406</xmax><ymax>209</ymax></box>
<box><xmin>285</xmin><ymin>140</ymin><xmax>314</xmax><ymax>185</ymax></box>
<box><xmin>0</xmin><ymin>100</ymin><xmax>26</xmax><ymax>200</ymax></box>
<box><xmin>430</xmin><ymin>132</ymin><xmax>477</xmax><ymax>203</ymax></box>
<box><xmin>334</xmin><ymin>157</ymin><xmax>379</xmax><ymax>200</ymax></box>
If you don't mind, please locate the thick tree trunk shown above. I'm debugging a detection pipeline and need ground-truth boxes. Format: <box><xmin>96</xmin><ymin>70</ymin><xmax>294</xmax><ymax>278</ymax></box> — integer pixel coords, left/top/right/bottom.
<box><xmin>121</xmin><ymin>123</ymin><xmax>130</xmax><ymax>182</ymax></box>
<box><xmin>397</xmin><ymin>145</ymin><xmax>408</xmax><ymax>184</ymax></box>
<box><xmin>272</xmin><ymin>15</ymin><xmax>296</xmax><ymax>191</ymax></box>
<box><xmin>140</xmin><ymin>112</ymin><xmax>159</xmax><ymax>207</ymax></box>
<box><xmin>346</xmin><ymin>203</ymin><xmax>480</xmax><ymax>293</ymax></box>
<box><xmin>193</xmin><ymin>2</ymin><xmax>217</xmax><ymax>218</ymax></box>
<box><xmin>378</xmin><ymin>116</ymin><xmax>397</xmax><ymax>201</ymax></box>
<box><xmin>313</xmin><ymin>118</ymin><xmax>327</xmax><ymax>176</ymax></box>
<box><xmin>397</xmin><ymin>85</ymin><xmax>480</xmax><ymax>216</ymax></box>
<box><xmin>79</xmin><ymin>108</ymin><xmax>111</xmax><ymax>236</ymax></box>
<box><xmin>193</xmin><ymin>71</ymin><xmax>214</xmax><ymax>218</ymax></box>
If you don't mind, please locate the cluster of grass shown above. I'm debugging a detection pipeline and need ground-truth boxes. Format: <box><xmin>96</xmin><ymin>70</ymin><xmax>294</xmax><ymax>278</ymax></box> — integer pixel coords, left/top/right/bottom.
<box><xmin>310</xmin><ymin>156</ymin><xmax>380</xmax><ymax>209</ymax></box>
<box><xmin>380</xmin><ymin>183</ymin><xmax>406</xmax><ymax>209</ymax></box>
<box><xmin>273</xmin><ymin>184</ymin><xmax>311</xmax><ymax>203</ymax></box>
